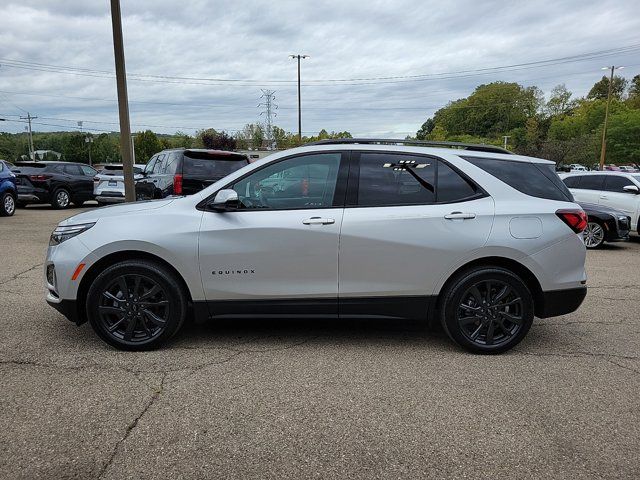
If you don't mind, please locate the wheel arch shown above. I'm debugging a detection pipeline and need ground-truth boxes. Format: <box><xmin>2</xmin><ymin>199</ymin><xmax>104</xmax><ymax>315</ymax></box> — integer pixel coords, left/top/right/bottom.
<box><xmin>435</xmin><ymin>256</ymin><xmax>544</xmax><ymax>318</ymax></box>
<box><xmin>76</xmin><ymin>250</ymin><xmax>194</xmax><ymax>324</ymax></box>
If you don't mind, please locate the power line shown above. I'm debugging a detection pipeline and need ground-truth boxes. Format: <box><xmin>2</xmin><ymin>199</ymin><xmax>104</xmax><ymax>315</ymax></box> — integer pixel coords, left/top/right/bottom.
<box><xmin>258</xmin><ymin>89</ymin><xmax>277</xmax><ymax>148</ymax></box>
<box><xmin>1</xmin><ymin>43</ymin><xmax>639</xmax><ymax>87</ymax></box>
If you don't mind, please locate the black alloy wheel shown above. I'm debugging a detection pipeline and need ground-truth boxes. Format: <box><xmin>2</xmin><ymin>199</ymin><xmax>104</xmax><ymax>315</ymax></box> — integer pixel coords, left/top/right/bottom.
<box><xmin>87</xmin><ymin>260</ymin><xmax>187</xmax><ymax>350</ymax></box>
<box><xmin>440</xmin><ymin>267</ymin><xmax>534</xmax><ymax>354</ymax></box>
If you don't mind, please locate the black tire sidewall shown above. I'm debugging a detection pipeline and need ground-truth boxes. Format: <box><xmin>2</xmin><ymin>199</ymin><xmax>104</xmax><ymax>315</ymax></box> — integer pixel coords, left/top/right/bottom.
<box><xmin>86</xmin><ymin>260</ymin><xmax>187</xmax><ymax>351</ymax></box>
<box><xmin>440</xmin><ymin>267</ymin><xmax>534</xmax><ymax>354</ymax></box>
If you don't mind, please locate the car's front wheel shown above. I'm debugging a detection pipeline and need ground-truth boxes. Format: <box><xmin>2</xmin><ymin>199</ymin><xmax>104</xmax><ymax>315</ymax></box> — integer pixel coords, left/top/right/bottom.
<box><xmin>583</xmin><ymin>221</ymin><xmax>605</xmax><ymax>249</ymax></box>
<box><xmin>1</xmin><ymin>192</ymin><xmax>16</xmax><ymax>216</ymax></box>
<box><xmin>86</xmin><ymin>260</ymin><xmax>187</xmax><ymax>350</ymax></box>
<box><xmin>439</xmin><ymin>267</ymin><xmax>534</xmax><ymax>354</ymax></box>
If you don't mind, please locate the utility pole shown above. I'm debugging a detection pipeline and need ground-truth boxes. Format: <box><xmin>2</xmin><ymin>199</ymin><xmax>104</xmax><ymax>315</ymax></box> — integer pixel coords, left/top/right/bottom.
<box><xmin>110</xmin><ymin>0</ymin><xmax>136</xmax><ymax>202</ymax></box>
<box><xmin>258</xmin><ymin>89</ymin><xmax>278</xmax><ymax>149</ymax></box>
<box><xmin>85</xmin><ymin>135</ymin><xmax>94</xmax><ymax>166</ymax></box>
<box><xmin>599</xmin><ymin>65</ymin><xmax>624</xmax><ymax>170</ymax></box>
<box><xmin>502</xmin><ymin>135</ymin><xmax>511</xmax><ymax>150</ymax></box>
<box><xmin>289</xmin><ymin>54</ymin><xmax>309</xmax><ymax>142</ymax></box>
<box><xmin>20</xmin><ymin>112</ymin><xmax>37</xmax><ymax>160</ymax></box>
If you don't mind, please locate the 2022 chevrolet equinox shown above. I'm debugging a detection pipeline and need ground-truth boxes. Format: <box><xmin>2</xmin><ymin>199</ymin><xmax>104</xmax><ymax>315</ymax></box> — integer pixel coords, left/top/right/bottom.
<box><xmin>44</xmin><ymin>140</ymin><xmax>588</xmax><ymax>353</ymax></box>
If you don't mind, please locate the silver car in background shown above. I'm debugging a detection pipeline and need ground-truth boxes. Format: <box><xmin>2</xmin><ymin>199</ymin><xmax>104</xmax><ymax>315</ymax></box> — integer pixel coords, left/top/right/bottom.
<box><xmin>93</xmin><ymin>164</ymin><xmax>146</xmax><ymax>206</ymax></box>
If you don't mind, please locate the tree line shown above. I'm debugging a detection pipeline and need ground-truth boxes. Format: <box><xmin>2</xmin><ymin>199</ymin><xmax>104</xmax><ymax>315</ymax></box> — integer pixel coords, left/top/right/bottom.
<box><xmin>0</xmin><ymin>123</ymin><xmax>351</xmax><ymax>165</ymax></box>
<box><xmin>413</xmin><ymin>74</ymin><xmax>640</xmax><ymax>166</ymax></box>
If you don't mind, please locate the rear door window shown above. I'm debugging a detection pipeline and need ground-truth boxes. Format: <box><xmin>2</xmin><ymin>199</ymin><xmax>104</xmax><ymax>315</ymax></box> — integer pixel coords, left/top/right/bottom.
<box><xmin>64</xmin><ymin>165</ymin><xmax>83</xmax><ymax>176</ymax></box>
<box><xmin>578</xmin><ymin>175</ymin><xmax>606</xmax><ymax>191</ymax></box>
<box><xmin>163</xmin><ymin>152</ymin><xmax>181</xmax><ymax>175</ymax></box>
<box><xmin>436</xmin><ymin>161</ymin><xmax>480</xmax><ymax>202</ymax></box>
<box><xmin>463</xmin><ymin>157</ymin><xmax>573</xmax><ymax>202</ymax></box>
<box><xmin>152</xmin><ymin>154</ymin><xmax>166</xmax><ymax>174</ymax></box>
<box><xmin>80</xmin><ymin>165</ymin><xmax>97</xmax><ymax>176</ymax></box>
<box><xmin>355</xmin><ymin>153</ymin><xmax>436</xmax><ymax>206</ymax></box>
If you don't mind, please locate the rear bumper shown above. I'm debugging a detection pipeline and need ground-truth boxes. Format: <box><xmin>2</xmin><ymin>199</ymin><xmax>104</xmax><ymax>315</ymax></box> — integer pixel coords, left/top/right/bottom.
<box><xmin>95</xmin><ymin>194</ymin><xmax>125</xmax><ymax>204</ymax></box>
<box><xmin>536</xmin><ymin>286</ymin><xmax>587</xmax><ymax>318</ymax></box>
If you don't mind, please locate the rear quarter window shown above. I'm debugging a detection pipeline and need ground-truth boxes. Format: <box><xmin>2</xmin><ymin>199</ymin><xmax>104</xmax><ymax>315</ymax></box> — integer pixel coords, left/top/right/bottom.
<box><xmin>463</xmin><ymin>156</ymin><xmax>573</xmax><ymax>202</ymax></box>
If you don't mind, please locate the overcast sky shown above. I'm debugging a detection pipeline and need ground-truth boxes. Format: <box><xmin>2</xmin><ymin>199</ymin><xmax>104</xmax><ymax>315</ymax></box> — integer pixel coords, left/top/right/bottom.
<box><xmin>0</xmin><ymin>0</ymin><xmax>638</xmax><ymax>138</ymax></box>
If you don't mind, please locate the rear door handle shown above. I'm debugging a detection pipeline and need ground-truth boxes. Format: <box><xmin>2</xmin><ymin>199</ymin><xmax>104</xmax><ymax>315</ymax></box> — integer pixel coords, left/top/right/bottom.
<box><xmin>599</xmin><ymin>195</ymin><xmax>608</xmax><ymax>199</ymax></box>
<box><xmin>444</xmin><ymin>212</ymin><xmax>476</xmax><ymax>220</ymax></box>
<box><xmin>302</xmin><ymin>217</ymin><xmax>335</xmax><ymax>225</ymax></box>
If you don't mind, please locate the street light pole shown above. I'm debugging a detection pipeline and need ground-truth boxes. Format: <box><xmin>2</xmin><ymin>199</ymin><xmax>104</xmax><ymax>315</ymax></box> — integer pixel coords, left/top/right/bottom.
<box><xmin>289</xmin><ymin>54</ymin><xmax>309</xmax><ymax>142</ymax></box>
<box><xmin>110</xmin><ymin>0</ymin><xmax>136</xmax><ymax>202</ymax></box>
<box><xmin>599</xmin><ymin>65</ymin><xmax>624</xmax><ymax>170</ymax></box>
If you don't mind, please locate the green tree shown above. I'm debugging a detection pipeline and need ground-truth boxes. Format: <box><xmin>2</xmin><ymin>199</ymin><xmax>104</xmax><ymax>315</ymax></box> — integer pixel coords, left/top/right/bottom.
<box><xmin>134</xmin><ymin>130</ymin><xmax>162</xmax><ymax>163</ymax></box>
<box><xmin>603</xmin><ymin>109</ymin><xmax>640</xmax><ymax>164</ymax></box>
<box><xmin>546</xmin><ymin>84</ymin><xmax>575</xmax><ymax>117</ymax></box>
<box><xmin>416</xmin><ymin>118</ymin><xmax>435</xmax><ymax>140</ymax></box>
<box><xmin>587</xmin><ymin>75</ymin><xmax>628</xmax><ymax>100</ymax></box>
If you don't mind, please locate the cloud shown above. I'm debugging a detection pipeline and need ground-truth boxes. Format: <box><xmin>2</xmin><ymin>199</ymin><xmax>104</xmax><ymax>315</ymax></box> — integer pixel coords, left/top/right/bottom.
<box><xmin>0</xmin><ymin>0</ymin><xmax>638</xmax><ymax>137</ymax></box>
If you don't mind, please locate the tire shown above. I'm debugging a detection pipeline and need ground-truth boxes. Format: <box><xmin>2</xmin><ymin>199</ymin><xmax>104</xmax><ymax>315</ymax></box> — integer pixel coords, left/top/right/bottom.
<box><xmin>51</xmin><ymin>188</ymin><xmax>71</xmax><ymax>209</ymax></box>
<box><xmin>439</xmin><ymin>267</ymin><xmax>534</xmax><ymax>354</ymax></box>
<box><xmin>16</xmin><ymin>201</ymin><xmax>27</xmax><ymax>208</ymax></box>
<box><xmin>72</xmin><ymin>200</ymin><xmax>85</xmax><ymax>207</ymax></box>
<box><xmin>583</xmin><ymin>221</ymin><xmax>605</xmax><ymax>249</ymax></box>
<box><xmin>0</xmin><ymin>192</ymin><xmax>16</xmax><ymax>216</ymax></box>
<box><xmin>86</xmin><ymin>260</ymin><xmax>188</xmax><ymax>351</ymax></box>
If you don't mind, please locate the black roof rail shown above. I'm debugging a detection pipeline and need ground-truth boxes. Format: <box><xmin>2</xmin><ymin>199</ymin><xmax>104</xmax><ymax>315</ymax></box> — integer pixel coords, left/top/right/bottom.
<box><xmin>306</xmin><ymin>138</ymin><xmax>512</xmax><ymax>155</ymax></box>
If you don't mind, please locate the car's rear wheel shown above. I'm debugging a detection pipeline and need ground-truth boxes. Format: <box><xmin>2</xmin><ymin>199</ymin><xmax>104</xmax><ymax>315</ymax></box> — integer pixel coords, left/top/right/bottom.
<box><xmin>52</xmin><ymin>188</ymin><xmax>71</xmax><ymax>209</ymax></box>
<box><xmin>583</xmin><ymin>221</ymin><xmax>605</xmax><ymax>249</ymax></box>
<box><xmin>439</xmin><ymin>267</ymin><xmax>534</xmax><ymax>354</ymax></box>
<box><xmin>86</xmin><ymin>260</ymin><xmax>187</xmax><ymax>350</ymax></box>
<box><xmin>1</xmin><ymin>192</ymin><xmax>16</xmax><ymax>216</ymax></box>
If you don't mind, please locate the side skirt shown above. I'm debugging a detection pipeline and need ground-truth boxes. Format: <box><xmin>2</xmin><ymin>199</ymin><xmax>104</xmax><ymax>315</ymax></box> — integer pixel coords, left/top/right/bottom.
<box><xmin>193</xmin><ymin>296</ymin><xmax>435</xmax><ymax>322</ymax></box>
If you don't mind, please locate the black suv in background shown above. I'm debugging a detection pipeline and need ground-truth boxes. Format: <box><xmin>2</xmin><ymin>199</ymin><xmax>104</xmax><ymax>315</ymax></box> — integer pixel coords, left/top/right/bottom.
<box><xmin>13</xmin><ymin>161</ymin><xmax>97</xmax><ymax>209</ymax></box>
<box><xmin>135</xmin><ymin>149</ymin><xmax>250</xmax><ymax>200</ymax></box>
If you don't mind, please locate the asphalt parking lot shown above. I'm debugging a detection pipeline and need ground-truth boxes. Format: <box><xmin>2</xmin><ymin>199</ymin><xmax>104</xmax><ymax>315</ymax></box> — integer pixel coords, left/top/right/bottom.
<box><xmin>1</xmin><ymin>205</ymin><xmax>639</xmax><ymax>479</ymax></box>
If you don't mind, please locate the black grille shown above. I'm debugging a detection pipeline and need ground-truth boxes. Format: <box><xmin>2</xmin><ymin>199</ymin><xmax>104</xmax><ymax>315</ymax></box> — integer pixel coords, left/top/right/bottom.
<box><xmin>618</xmin><ymin>217</ymin><xmax>630</xmax><ymax>230</ymax></box>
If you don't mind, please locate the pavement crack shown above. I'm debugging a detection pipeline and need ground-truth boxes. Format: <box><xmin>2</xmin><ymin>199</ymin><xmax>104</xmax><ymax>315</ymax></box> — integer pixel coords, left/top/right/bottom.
<box><xmin>0</xmin><ymin>262</ymin><xmax>43</xmax><ymax>286</ymax></box>
<box><xmin>98</xmin><ymin>372</ymin><xmax>167</xmax><ymax>479</ymax></box>
<box><xmin>606</xmin><ymin>359</ymin><xmax>640</xmax><ymax>377</ymax></box>
<box><xmin>520</xmin><ymin>351</ymin><xmax>639</xmax><ymax>361</ymax></box>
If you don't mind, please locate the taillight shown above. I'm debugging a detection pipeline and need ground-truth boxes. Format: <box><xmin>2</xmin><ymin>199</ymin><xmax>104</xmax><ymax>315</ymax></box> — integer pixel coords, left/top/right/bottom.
<box><xmin>173</xmin><ymin>174</ymin><xmax>183</xmax><ymax>195</ymax></box>
<box><xmin>556</xmin><ymin>209</ymin><xmax>588</xmax><ymax>234</ymax></box>
<box><xmin>29</xmin><ymin>174</ymin><xmax>52</xmax><ymax>182</ymax></box>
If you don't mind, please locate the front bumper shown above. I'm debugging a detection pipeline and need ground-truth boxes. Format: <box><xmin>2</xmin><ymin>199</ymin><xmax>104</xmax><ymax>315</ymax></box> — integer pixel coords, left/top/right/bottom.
<box><xmin>46</xmin><ymin>293</ymin><xmax>81</xmax><ymax>324</ymax></box>
<box><xmin>536</xmin><ymin>286</ymin><xmax>587</xmax><ymax>318</ymax></box>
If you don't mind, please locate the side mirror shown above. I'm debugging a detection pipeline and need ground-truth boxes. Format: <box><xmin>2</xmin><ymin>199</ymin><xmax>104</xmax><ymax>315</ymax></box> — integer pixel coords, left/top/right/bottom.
<box><xmin>210</xmin><ymin>189</ymin><xmax>239</xmax><ymax>211</ymax></box>
<box><xmin>623</xmin><ymin>185</ymin><xmax>640</xmax><ymax>194</ymax></box>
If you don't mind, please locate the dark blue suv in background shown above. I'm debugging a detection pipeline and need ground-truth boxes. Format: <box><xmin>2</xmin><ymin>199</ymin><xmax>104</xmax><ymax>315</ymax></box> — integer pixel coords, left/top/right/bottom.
<box><xmin>0</xmin><ymin>160</ymin><xmax>17</xmax><ymax>216</ymax></box>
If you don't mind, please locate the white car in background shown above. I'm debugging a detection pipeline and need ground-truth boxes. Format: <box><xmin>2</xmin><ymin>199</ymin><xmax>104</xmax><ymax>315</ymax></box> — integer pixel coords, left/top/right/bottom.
<box><xmin>560</xmin><ymin>171</ymin><xmax>640</xmax><ymax>233</ymax></box>
<box><xmin>94</xmin><ymin>164</ymin><xmax>146</xmax><ymax>206</ymax></box>
<box><xmin>568</xmin><ymin>164</ymin><xmax>587</xmax><ymax>172</ymax></box>
<box><xmin>45</xmin><ymin>140</ymin><xmax>588</xmax><ymax>354</ymax></box>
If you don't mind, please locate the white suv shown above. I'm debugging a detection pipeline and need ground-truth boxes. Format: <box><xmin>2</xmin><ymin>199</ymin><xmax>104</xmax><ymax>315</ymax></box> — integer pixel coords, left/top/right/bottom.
<box><xmin>45</xmin><ymin>140</ymin><xmax>588</xmax><ymax>353</ymax></box>
<box><xmin>560</xmin><ymin>171</ymin><xmax>640</xmax><ymax>233</ymax></box>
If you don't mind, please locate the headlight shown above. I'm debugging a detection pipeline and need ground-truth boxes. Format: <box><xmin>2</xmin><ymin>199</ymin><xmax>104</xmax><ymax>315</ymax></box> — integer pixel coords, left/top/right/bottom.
<box><xmin>49</xmin><ymin>223</ymin><xmax>95</xmax><ymax>246</ymax></box>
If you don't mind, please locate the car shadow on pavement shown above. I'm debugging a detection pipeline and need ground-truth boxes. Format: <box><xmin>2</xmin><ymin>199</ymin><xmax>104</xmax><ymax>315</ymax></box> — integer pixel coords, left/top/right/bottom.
<box><xmin>174</xmin><ymin>316</ymin><xmax>453</xmax><ymax>349</ymax></box>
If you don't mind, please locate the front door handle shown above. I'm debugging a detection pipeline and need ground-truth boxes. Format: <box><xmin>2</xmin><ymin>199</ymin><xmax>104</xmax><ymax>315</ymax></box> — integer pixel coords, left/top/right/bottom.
<box><xmin>302</xmin><ymin>217</ymin><xmax>335</xmax><ymax>225</ymax></box>
<box><xmin>444</xmin><ymin>212</ymin><xmax>476</xmax><ymax>220</ymax></box>
<box><xmin>599</xmin><ymin>195</ymin><xmax>608</xmax><ymax>199</ymax></box>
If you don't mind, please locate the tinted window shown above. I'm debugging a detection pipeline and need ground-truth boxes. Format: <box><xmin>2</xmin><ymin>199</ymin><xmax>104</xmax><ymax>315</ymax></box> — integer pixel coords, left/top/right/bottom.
<box><xmin>64</xmin><ymin>165</ymin><xmax>83</xmax><ymax>175</ymax></box>
<box><xmin>578</xmin><ymin>175</ymin><xmax>606</xmax><ymax>191</ymax></box>
<box><xmin>604</xmin><ymin>175</ymin><xmax>635</xmax><ymax>193</ymax></box>
<box><xmin>230</xmin><ymin>153</ymin><xmax>340</xmax><ymax>210</ymax></box>
<box><xmin>357</xmin><ymin>153</ymin><xmax>435</xmax><ymax>206</ymax></box>
<box><xmin>437</xmin><ymin>161</ymin><xmax>479</xmax><ymax>202</ymax></box>
<box><xmin>163</xmin><ymin>152</ymin><xmax>181</xmax><ymax>174</ymax></box>
<box><xmin>562</xmin><ymin>176</ymin><xmax>581</xmax><ymax>188</ymax></box>
<box><xmin>0</xmin><ymin>162</ymin><xmax>3</xmax><ymax>172</ymax></box>
<box><xmin>463</xmin><ymin>157</ymin><xmax>572</xmax><ymax>202</ymax></box>
<box><xmin>184</xmin><ymin>155</ymin><xmax>247</xmax><ymax>178</ymax></box>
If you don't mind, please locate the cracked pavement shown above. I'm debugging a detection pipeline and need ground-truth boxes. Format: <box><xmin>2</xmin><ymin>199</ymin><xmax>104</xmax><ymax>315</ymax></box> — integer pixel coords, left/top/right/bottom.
<box><xmin>1</xmin><ymin>205</ymin><xmax>639</xmax><ymax>479</ymax></box>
